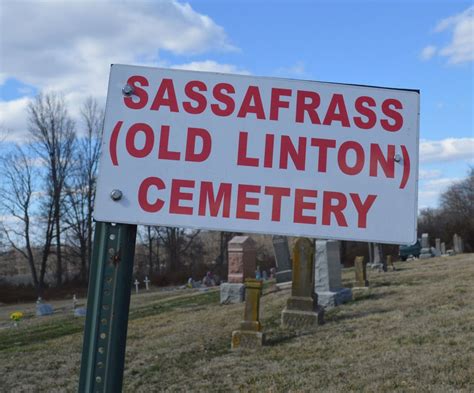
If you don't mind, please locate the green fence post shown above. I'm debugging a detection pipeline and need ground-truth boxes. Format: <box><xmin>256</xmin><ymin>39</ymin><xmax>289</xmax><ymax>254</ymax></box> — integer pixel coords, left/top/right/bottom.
<box><xmin>78</xmin><ymin>221</ymin><xmax>137</xmax><ymax>392</ymax></box>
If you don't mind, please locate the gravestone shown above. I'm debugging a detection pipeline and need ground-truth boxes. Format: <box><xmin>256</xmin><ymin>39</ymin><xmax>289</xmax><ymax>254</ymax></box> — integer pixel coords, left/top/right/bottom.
<box><xmin>387</xmin><ymin>255</ymin><xmax>396</xmax><ymax>271</ymax></box>
<box><xmin>272</xmin><ymin>235</ymin><xmax>292</xmax><ymax>283</ymax></box>
<box><xmin>431</xmin><ymin>247</ymin><xmax>441</xmax><ymax>257</ymax></box>
<box><xmin>144</xmin><ymin>276</ymin><xmax>150</xmax><ymax>290</ymax></box>
<box><xmin>231</xmin><ymin>279</ymin><xmax>265</xmax><ymax>349</ymax></box>
<box><xmin>371</xmin><ymin>243</ymin><xmax>385</xmax><ymax>270</ymax></box>
<box><xmin>419</xmin><ymin>233</ymin><xmax>432</xmax><ymax>259</ymax></box>
<box><xmin>441</xmin><ymin>242</ymin><xmax>446</xmax><ymax>255</ymax></box>
<box><xmin>435</xmin><ymin>238</ymin><xmax>441</xmax><ymax>254</ymax></box>
<box><xmin>220</xmin><ymin>236</ymin><xmax>256</xmax><ymax>304</ymax></box>
<box><xmin>74</xmin><ymin>307</ymin><xmax>87</xmax><ymax>317</ymax></box>
<box><xmin>453</xmin><ymin>234</ymin><xmax>463</xmax><ymax>254</ymax></box>
<box><xmin>353</xmin><ymin>256</ymin><xmax>369</xmax><ymax>287</ymax></box>
<box><xmin>36</xmin><ymin>303</ymin><xmax>54</xmax><ymax>316</ymax></box>
<box><xmin>281</xmin><ymin>238</ymin><xmax>324</xmax><ymax>329</ymax></box>
<box><xmin>314</xmin><ymin>240</ymin><xmax>352</xmax><ymax>309</ymax></box>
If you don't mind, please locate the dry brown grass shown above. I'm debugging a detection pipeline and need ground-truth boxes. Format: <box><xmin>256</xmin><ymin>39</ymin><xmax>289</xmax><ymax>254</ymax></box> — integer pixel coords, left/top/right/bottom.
<box><xmin>1</xmin><ymin>254</ymin><xmax>474</xmax><ymax>392</ymax></box>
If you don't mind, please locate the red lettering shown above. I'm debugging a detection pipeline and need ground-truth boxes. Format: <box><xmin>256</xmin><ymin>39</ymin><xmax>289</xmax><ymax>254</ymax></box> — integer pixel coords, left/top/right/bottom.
<box><xmin>211</xmin><ymin>83</ymin><xmax>235</xmax><ymax>116</ymax></box>
<box><xmin>294</xmin><ymin>189</ymin><xmax>317</xmax><ymax>224</ymax></box>
<box><xmin>279</xmin><ymin>135</ymin><xmax>306</xmax><ymax>171</ymax></box>
<box><xmin>310</xmin><ymin>138</ymin><xmax>336</xmax><ymax>172</ymax></box>
<box><xmin>370</xmin><ymin>144</ymin><xmax>395</xmax><ymax>178</ymax></box>
<box><xmin>350</xmin><ymin>193</ymin><xmax>377</xmax><ymax>228</ymax></box>
<box><xmin>381</xmin><ymin>99</ymin><xmax>403</xmax><ymax>132</ymax></box>
<box><xmin>125</xmin><ymin>123</ymin><xmax>154</xmax><ymax>158</ymax></box>
<box><xmin>322</xmin><ymin>191</ymin><xmax>348</xmax><ymax>227</ymax></box>
<box><xmin>237</xmin><ymin>86</ymin><xmax>266</xmax><ymax>119</ymax></box>
<box><xmin>236</xmin><ymin>184</ymin><xmax>261</xmax><ymax>220</ymax></box>
<box><xmin>295</xmin><ymin>90</ymin><xmax>321</xmax><ymax>124</ymax></box>
<box><xmin>237</xmin><ymin>132</ymin><xmax>259</xmax><ymax>167</ymax></box>
<box><xmin>124</xmin><ymin>75</ymin><xmax>149</xmax><ymax>110</ymax></box>
<box><xmin>183</xmin><ymin>80</ymin><xmax>207</xmax><ymax>114</ymax></box>
<box><xmin>264</xmin><ymin>134</ymin><xmax>274</xmax><ymax>168</ymax></box>
<box><xmin>264</xmin><ymin>186</ymin><xmax>291</xmax><ymax>221</ymax></box>
<box><xmin>185</xmin><ymin>127</ymin><xmax>211</xmax><ymax>162</ymax></box>
<box><xmin>323</xmin><ymin>94</ymin><xmax>350</xmax><ymax>127</ymax></box>
<box><xmin>198</xmin><ymin>182</ymin><xmax>231</xmax><ymax>217</ymax></box>
<box><xmin>169</xmin><ymin>179</ymin><xmax>194</xmax><ymax>215</ymax></box>
<box><xmin>270</xmin><ymin>88</ymin><xmax>291</xmax><ymax>121</ymax></box>
<box><xmin>138</xmin><ymin>177</ymin><xmax>165</xmax><ymax>212</ymax></box>
<box><xmin>338</xmin><ymin>141</ymin><xmax>365</xmax><ymax>175</ymax></box>
<box><xmin>354</xmin><ymin>96</ymin><xmax>377</xmax><ymax>129</ymax></box>
<box><xmin>150</xmin><ymin>79</ymin><xmax>179</xmax><ymax>112</ymax></box>
<box><xmin>158</xmin><ymin>125</ymin><xmax>180</xmax><ymax>161</ymax></box>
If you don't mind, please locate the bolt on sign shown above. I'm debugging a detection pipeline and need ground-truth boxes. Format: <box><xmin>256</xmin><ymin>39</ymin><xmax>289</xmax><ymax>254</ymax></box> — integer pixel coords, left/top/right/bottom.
<box><xmin>94</xmin><ymin>64</ymin><xmax>419</xmax><ymax>244</ymax></box>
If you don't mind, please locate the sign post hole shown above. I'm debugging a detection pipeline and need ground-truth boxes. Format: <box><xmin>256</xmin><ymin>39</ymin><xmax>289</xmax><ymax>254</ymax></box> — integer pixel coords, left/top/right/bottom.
<box><xmin>78</xmin><ymin>221</ymin><xmax>137</xmax><ymax>393</ymax></box>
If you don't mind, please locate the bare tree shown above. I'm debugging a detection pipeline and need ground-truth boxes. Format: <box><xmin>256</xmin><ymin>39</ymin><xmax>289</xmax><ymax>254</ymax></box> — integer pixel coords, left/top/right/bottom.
<box><xmin>157</xmin><ymin>227</ymin><xmax>200</xmax><ymax>274</ymax></box>
<box><xmin>439</xmin><ymin>167</ymin><xmax>474</xmax><ymax>250</ymax></box>
<box><xmin>28</xmin><ymin>93</ymin><xmax>76</xmax><ymax>286</ymax></box>
<box><xmin>0</xmin><ymin>147</ymin><xmax>54</xmax><ymax>295</ymax></box>
<box><xmin>63</xmin><ymin>98</ymin><xmax>102</xmax><ymax>281</ymax></box>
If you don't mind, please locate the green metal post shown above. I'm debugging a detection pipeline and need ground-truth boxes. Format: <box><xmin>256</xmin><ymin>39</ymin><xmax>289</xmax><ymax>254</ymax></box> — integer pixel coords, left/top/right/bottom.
<box><xmin>78</xmin><ymin>221</ymin><xmax>137</xmax><ymax>393</ymax></box>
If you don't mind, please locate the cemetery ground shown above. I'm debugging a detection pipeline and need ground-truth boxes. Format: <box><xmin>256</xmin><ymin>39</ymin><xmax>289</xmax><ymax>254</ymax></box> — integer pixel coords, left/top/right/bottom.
<box><xmin>1</xmin><ymin>254</ymin><xmax>473</xmax><ymax>392</ymax></box>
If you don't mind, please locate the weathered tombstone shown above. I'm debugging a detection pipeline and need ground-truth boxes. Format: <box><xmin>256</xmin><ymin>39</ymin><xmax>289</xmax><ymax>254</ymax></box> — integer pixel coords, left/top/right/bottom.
<box><xmin>453</xmin><ymin>234</ymin><xmax>463</xmax><ymax>254</ymax></box>
<box><xmin>387</xmin><ymin>255</ymin><xmax>396</xmax><ymax>271</ymax></box>
<box><xmin>314</xmin><ymin>240</ymin><xmax>352</xmax><ymax>309</ymax></box>
<box><xmin>353</xmin><ymin>256</ymin><xmax>369</xmax><ymax>287</ymax></box>
<box><xmin>74</xmin><ymin>307</ymin><xmax>87</xmax><ymax>317</ymax></box>
<box><xmin>435</xmin><ymin>238</ymin><xmax>441</xmax><ymax>254</ymax></box>
<box><xmin>441</xmin><ymin>242</ymin><xmax>446</xmax><ymax>255</ymax></box>
<box><xmin>453</xmin><ymin>234</ymin><xmax>459</xmax><ymax>253</ymax></box>
<box><xmin>281</xmin><ymin>238</ymin><xmax>324</xmax><ymax>328</ymax></box>
<box><xmin>431</xmin><ymin>246</ymin><xmax>441</xmax><ymax>257</ymax></box>
<box><xmin>272</xmin><ymin>235</ymin><xmax>292</xmax><ymax>284</ymax></box>
<box><xmin>231</xmin><ymin>279</ymin><xmax>265</xmax><ymax>349</ymax></box>
<box><xmin>419</xmin><ymin>233</ymin><xmax>432</xmax><ymax>259</ymax></box>
<box><xmin>134</xmin><ymin>279</ymin><xmax>140</xmax><ymax>293</ymax></box>
<box><xmin>36</xmin><ymin>303</ymin><xmax>54</xmax><ymax>316</ymax></box>
<box><xmin>144</xmin><ymin>276</ymin><xmax>150</xmax><ymax>290</ymax></box>
<box><xmin>220</xmin><ymin>236</ymin><xmax>256</xmax><ymax>304</ymax></box>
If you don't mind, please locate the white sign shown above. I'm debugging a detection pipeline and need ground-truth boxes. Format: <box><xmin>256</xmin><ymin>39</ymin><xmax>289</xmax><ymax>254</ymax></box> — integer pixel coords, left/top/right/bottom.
<box><xmin>94</xmin><ymin>64</ymin><xmax>419</xmax><ymax>244</ymax></box>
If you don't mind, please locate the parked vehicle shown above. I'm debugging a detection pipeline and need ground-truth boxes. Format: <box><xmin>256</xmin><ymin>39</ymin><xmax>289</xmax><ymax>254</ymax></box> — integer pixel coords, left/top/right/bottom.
<box><xmin>399</xmin><ymin>240</ymin><xmax>421</xmax><ymax>261</ymax></box>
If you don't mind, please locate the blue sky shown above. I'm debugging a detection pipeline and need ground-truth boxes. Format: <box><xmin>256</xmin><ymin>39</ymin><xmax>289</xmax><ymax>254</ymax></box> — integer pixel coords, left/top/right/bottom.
<box><xmin>1</xmin><ymin>0</ymin><xmax>473</xmax><ymax>210</ymax></box>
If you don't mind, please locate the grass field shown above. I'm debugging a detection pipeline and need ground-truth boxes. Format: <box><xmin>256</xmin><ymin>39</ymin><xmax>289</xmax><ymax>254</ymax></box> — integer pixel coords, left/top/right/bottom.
<box><xmin>1</xmin><ymin>254</ymin><xmax>473</xmax><ymax>392</ymax></box>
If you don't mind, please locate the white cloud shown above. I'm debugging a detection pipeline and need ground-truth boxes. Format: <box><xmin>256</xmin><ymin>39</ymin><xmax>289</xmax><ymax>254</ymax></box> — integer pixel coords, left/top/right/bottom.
<box><xmin>0</xmin><ymin>0</ymin><xmax>240</xmax><ymax>140</ymax></box>
<box><xmin>172</xmin><ymin>60</ymin><xmax>249</xmax><ymax>74</ymax></box>
<box><xmin>0</xmin><ymin>98</ymin><xmax>31</xmax><ymax>142</ymax></box>
<box><xmin>274</xmin><ymin>61</ymin><xmax>307</xmax><ymax>78</ymax></box>
<box><xmin>420</xmin><ymin>45</ymin><xmax>437</xmax><ymax>60</ymax></box>
<box><xmin>424</xmin><ymin>6</ymin><xmax>474</xmax><ymax>64</ymax></box>
<box><xmin>418</xmin><ymin>176</ymin><xmax>461</xmax><ymax>209</ymax></box>
<box><xmin>420</xmin><ymin>138</ymin><xmax>474</xmax><ymax>163</ymax></box>
<box><xmin>419</xmin><ymin>169</ymin><xmax>442</xmax><ymax>180</ymax></box>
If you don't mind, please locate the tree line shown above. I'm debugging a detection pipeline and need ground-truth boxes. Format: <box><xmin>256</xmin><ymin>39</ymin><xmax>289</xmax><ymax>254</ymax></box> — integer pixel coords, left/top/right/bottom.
<box><xmin>0</xmin><ymin>93</ymin><xmax>218</xmax><ymax>295</ymax></box>
<box><xmin>417</xmin><ymin>167</ymin><xmax>473</xmax><ymax>252</ymax></box>
<box><xmin>1</xmin><ymin>93</ymin><xmax>472</xmax><ymax>296</ymax></box>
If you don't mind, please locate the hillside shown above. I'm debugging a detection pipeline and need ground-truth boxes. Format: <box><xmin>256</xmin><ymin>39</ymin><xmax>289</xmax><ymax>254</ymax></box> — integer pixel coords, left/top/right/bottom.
<box><xmin>1</xmin><ymin>253</ymin><xmax>473</xmax><ymax>392</ymax></box>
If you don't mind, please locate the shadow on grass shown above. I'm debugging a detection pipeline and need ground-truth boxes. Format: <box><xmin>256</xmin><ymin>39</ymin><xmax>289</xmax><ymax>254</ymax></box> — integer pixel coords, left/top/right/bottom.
<box><xmin>0</xmin><ymin>318</ymin><xmax>85</xmax><ymax>352</ymax></box>
<box><xmin>264</xmin><ymin>328</ymin><xmax>316</xmax><ymax>346</ymax></box>
<box><xmin>325</xmin><ymin>306</ymin><xmax>395</xmax><ymax>323</ymax></box>
<box><xmin>0</xmin><ymin>290</ymin><xmax>221</xmax><ymax>353</ymax></box>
